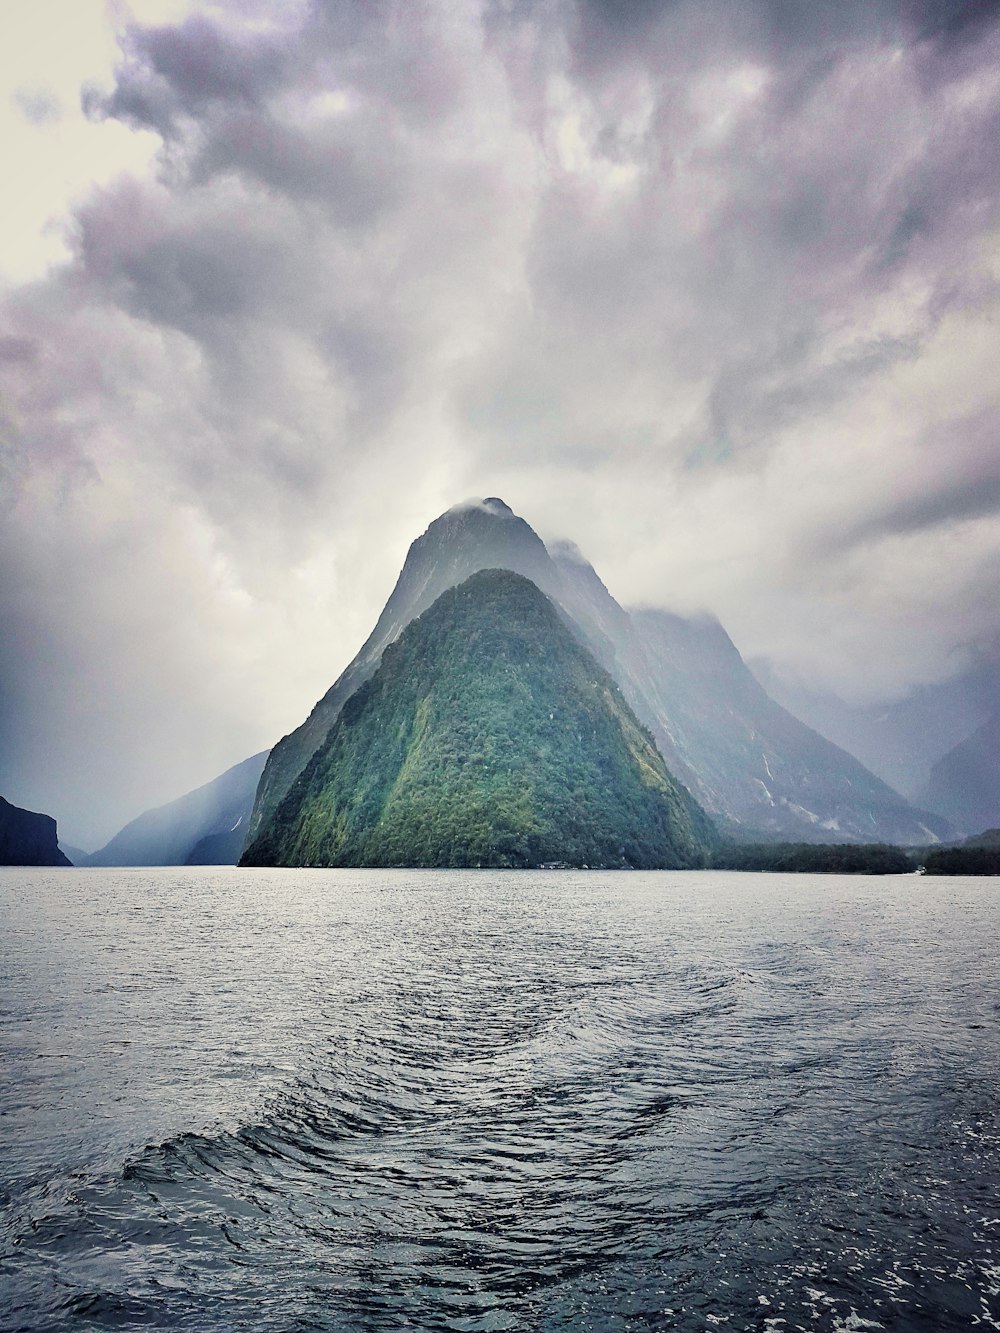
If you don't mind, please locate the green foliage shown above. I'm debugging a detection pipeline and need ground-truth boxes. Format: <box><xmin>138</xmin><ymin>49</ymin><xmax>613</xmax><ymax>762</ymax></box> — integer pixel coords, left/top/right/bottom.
<box><xmin>242</xmin><ymin>570</ymin><xmax>716</xmax><ymax>869</ymax></box>
<box><xmin>711</xmin><ymin>842</ymin><xmax>912</xmax><ymax>874</ymax></box>
<box><xmin>921</xmin><ymin>846</ymin><xmax>1000</xmax><ymax>875</ymax></box>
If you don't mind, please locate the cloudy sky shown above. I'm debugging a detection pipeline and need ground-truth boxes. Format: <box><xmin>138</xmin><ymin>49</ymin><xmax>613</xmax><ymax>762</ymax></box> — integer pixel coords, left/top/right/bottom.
<box><xmin>2</xmin><ymin>0</ymin><xmax>998</xmax><ymax>847</ymax></box>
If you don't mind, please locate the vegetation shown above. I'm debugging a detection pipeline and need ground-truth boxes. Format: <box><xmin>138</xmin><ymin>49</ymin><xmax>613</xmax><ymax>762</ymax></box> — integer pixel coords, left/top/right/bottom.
<box><xmin>921</xmin><ymin>846</ymin><xmax>1000</xmax><ymax>876</ymax></box>
<box><xmin>242</xmin><ymin>569</ymin><xmax>717</xmax><ymax>869</ymax></box>
<box><xmin>713</xmin><ymin>839</ymin><xmax>1000</xmax><ymax>875</ymax></box>
<box><xmin>711</xmin><ymin>842</ymin><xmax>912</xmax><ymax>874</ymax></box>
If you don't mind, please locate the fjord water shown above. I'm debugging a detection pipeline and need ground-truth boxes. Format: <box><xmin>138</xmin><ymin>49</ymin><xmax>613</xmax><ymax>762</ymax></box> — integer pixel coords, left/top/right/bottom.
<box><xmin>1</xmin><ymin>870</ymin><xmax>997</xmax><ymax>1332</ymax></box>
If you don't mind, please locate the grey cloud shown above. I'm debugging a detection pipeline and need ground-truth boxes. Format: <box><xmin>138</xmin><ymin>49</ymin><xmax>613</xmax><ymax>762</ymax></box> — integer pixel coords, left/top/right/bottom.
<box><xmin>812</xmin><ymin>412</ymin><xmax>1000</xmax><ymax>554</ymax></box>
<box><xmin>193</xmin><ymin>110</ymin><xmax>406</xmax><ymax>222</ymax></box>
<box><xmin>88</xmin><ymin>14</ymin><xmax>294</xmax><ymax>135</ymax></box>
<box><xmin>570</xmin><ymin>0</ymin><xmax>997</xmax><ymax>61</ymax></box>
<box><xmin>867</xmin><ymin>474</ymin><xmax>1000</xmax><ymax>543</ymax></box>
<box><xmin>907</xmin><ymin>0</ymin><xmax>1000</xmax><ymax>44</ymax></box>
<box><xmin>138</xmin><ymin>15</ymin><xmax>291</xmax><ymax>105</ymax></box>
<box><xmin>565</xmin><ymin>0</ymin><xmax>879</xmax><ymax>75</ymax></box>
<box><xmin>78</xmin><ymin>204</ymin><xmax>300</xmax><ymax>333</ymax></box>
<box><xmin>0</xmin><ymin>336</ymin><xmax>38</xmax><ymax>364</ymax></box>
<box><xmin>14</xmin><ymin>87</ymin><xmax>63</xmax><ymax>126</ymax></box>
<box><xmin>2</xmin><ymin>0</ymin><xmax>999</xmax><ymax>844</ymax></box>
<box><xmin>470</xmin><ymin>0</ymin><xmax>1000</xmax><ymax>473</ymax></box>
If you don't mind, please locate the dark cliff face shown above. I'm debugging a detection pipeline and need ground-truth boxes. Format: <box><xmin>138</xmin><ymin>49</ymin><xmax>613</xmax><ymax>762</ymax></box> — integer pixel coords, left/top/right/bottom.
<box><xmin>242</xmin><ymin>570</ymin><xmax>716</xmax><ymax>870</ymax></box>
<box><xmin>0</xmin><ymin>797</ymin><xmax>71</xmax><ymax>866</ymax></box>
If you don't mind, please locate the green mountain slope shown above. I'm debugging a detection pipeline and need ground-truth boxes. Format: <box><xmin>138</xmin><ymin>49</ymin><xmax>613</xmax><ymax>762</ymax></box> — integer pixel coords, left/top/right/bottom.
<box><xmin>244</xmin><ymin>498</ymin><xmax>573</xmax><ymax>846</ymax></box>
<box><xmin>241</xmin><ymin>570</ymin><xmax>716</xmax><ymax>870</ymax></box>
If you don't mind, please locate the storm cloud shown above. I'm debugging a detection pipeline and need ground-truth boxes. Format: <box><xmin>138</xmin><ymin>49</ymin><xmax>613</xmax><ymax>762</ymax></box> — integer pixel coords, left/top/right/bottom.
<box><xmin>2</xmin><ymin>0</ymin><xmax>998</xmax><ymax>845</ymax></box>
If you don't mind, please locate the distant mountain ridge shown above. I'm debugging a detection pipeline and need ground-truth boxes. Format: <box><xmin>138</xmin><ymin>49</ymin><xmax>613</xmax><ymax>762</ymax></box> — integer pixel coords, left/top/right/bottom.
<box><xmin>920</xmin><ymin>709</ymin><xmax>1000</xmax><ymax>835</ymax></box>
<box><xmin>0</xmin><ymin>796</ymin><xmax>71</xmax><ymax>866</ymax></box>
<box><xmin>242</xmin><ymin>570</ymin><xmax>716</xmax><ymax>869</ymax></box>
<box><xmin>83</xmin><ymin>751</ymin><xmax>268</xmax><ymax>867</ymax></box>
<box><xmin>964</xmin><ymin>827</ymin><xmax>1000</xmax><ymax>848</ymax></box>
<box><xmin>751</xmin><ymin>658</ymin><xmax>999</xmax><ymax>805</ymax></box>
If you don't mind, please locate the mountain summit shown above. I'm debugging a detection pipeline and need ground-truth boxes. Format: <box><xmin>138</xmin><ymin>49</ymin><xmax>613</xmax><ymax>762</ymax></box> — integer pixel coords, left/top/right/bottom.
<box><xmin>246</xmin><ymin>498</ymin><xmax>576</xmax><ymax>844</ymax></box>
<box><xmin>241</xmin><ymin>570</ymin><xmax>715</xmax><ymax>869</ymax></box>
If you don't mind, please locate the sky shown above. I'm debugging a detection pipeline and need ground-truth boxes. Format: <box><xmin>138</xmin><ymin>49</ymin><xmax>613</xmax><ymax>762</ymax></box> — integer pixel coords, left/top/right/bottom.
<box><xmin>1</xmin><ymin>0</ymin><xmax>998</xmax><ymax>848</ymax></box>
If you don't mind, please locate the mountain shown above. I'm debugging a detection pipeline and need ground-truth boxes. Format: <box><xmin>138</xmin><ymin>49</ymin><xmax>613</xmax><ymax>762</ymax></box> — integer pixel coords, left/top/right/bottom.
<box><xmin>241</xmin><ymin>570</ymin><xmax>716</xmax><ymax>870</ymax></box>
<box><xmin>85</xmin><ymin>751</ymin><xmax>268</xmax><ymax>867</ymax></box>
<box><xmin>750</xmin><ymin>659</ymin><xmax>999</xmax><ymax>801</ymax></box>
<box><xmin>0</xmin><ymin>796</ymin><xmax>71</xmax><ymax>866</ymax></box>
<box><xmin>246</xmin><ymin>498</ymin><xmax>591</xmax><ymax>845</ymax></box>
<box><xmin>963</xmin><ymin>828</ymin><xmax>1000</xmax><ymax>848</ymax></box>
<box><xmin>623</xmin><ymin>609</ymin><xmax>950</xmax><ymax>844</ymax></box>
<box><xmin>548</xmin><ymin>545</ymin><xmax>950</xmax><ymax>845</ymax></box>
<box><xmin>920</xmin><ymin>710</ymin><xmax>1000</xmax><ymax>835</ymax></box>
<box><xmin>245</xmin><ymin>498</ymin><xmax>952</xmax><ymax>850</ymax></box>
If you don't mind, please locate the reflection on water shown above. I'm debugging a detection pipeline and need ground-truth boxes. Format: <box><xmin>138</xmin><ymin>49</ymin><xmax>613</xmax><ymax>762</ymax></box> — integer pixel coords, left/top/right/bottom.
<box><xmin>1</xmin><ymin>867</ymin><xmax>998</xmax><ymax>1331</ymax></box>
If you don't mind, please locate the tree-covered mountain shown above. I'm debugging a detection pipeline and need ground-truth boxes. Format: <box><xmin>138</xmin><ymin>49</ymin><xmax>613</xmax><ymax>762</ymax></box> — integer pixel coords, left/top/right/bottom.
<box><xmin>241</xmin><ymin>570</ymin><xmax>716</xmax><ymax>870</ymax></box>
<box><xmin>0</xmin><ymin>796</ymin><xmax>71</xmax><ymax>866</ymax></box>
<box><xmin>83</xmin><ymin>751</ymin><xmax>268</xmax><ymax>867</ymax></box>
<box><xmin>243</xmin><ymin>497</ymin><xmax>953</xmax><ymax>852</ymax></box>
<box><xmin>245</xmin><ymin>498</ymin><xmax>573</xmax><ymax>845</ymax></box>
<box><xmin>963</xmin><ymin>828</ymin><xmax>1000</xmax><ymax>848</ymax></box>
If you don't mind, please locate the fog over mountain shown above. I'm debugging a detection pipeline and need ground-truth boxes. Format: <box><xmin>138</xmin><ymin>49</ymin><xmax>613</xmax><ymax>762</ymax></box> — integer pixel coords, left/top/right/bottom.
<box><xmin>248</xmin><ymin>498</ymin><xmax>950</xmax><ymax>851</ymax></box>
<box><xmin>1</xmin><ymin>0</ymin><xmax>998</xmax><ymax>847</ymax></box>
<box><xmin>753</xmin><ymin>656</ymin><xmax>1000</xmax><ymax>801</ymax></box>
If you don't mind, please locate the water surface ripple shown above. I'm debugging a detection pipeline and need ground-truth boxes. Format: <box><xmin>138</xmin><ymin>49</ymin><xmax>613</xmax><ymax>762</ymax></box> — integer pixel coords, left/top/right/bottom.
<box><xmin>1</xmin><ymin>868</ymin><xmax>998</xmax><ymax>1331</ymax></box>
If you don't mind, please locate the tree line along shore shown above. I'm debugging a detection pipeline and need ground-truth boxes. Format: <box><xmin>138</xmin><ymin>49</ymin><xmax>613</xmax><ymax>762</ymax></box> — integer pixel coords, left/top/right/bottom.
<box><xmin>711</xmin><ymin>839</ymin><xmax>1000</xmax><ymax>875</ymax></box>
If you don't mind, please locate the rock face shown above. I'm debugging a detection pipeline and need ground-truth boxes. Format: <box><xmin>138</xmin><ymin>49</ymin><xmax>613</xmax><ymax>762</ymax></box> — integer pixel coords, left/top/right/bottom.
<box><xmin>85</xmin><ymin>751</ymin><xmax>269</xmax><ymax>867</ymax></box>
<box><xmin>0</xmin><ymin>797</ymin><xmax>71</xmax><ymax>866</ymax></box>
<box><xmin>243</xmin><ymin>498</ymin><xmax>953</xmax><ymax>850</ymax></box>
<box><xmin>241</xmin><ymin>570</ymin><xmax>716</xmax><ymax>869</ymax></box>
<box><xmin>921</xmin><ymin>710</ymin><xmax>1000</xmax><ymax>836</ymax></box>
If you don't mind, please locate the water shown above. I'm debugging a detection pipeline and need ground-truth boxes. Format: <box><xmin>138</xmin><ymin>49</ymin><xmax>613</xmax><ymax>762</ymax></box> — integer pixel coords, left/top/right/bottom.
<box><xmin>1</xmin><ymin>868</ymin><xmax>998</xmax><ymax>1332</ymax></box>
